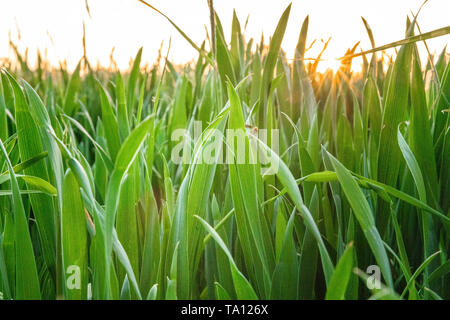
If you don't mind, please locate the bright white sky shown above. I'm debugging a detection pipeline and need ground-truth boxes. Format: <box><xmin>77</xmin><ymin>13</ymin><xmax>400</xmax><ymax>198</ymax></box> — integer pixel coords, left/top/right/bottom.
<box><xmin>1</xmin><ymin>0</ymin><xmax>449</xmax><ymax>72</ymax></box>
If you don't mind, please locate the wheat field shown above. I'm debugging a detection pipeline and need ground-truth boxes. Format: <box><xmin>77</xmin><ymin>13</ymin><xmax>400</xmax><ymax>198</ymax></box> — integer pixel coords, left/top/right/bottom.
<box><xmin>0</xmin><ymin>2</ymin><xmax>449</xmax><ymax>300</ymax></box>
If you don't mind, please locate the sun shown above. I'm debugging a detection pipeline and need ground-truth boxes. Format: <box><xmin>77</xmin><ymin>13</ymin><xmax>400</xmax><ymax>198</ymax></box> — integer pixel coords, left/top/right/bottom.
<box><xmin>317</xmin><ymin>58</ymin><xmax>343</xmax><ymax>73</ymax></box>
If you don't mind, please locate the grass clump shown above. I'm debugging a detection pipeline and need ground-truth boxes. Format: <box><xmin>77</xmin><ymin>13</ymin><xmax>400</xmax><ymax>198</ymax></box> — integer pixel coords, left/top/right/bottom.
<box><xmin>0</xmin><ymin>3</ymin><xmax>449</xmax><ymax>300</ymax></box>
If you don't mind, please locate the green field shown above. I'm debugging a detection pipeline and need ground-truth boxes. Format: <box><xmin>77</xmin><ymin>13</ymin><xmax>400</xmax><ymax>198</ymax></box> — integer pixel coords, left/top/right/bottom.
<box><xmin>0</xmin><ymin>3</ymin><xmax>449</xmax><ymax>300</ymax></box>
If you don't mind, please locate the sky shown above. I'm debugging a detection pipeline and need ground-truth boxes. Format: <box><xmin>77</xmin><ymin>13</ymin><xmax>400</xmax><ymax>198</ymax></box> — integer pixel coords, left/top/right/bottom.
<box><xmin>0</xmin><ymin>0</ymin><xmax>449</xmax><ymax>72</ymax></box>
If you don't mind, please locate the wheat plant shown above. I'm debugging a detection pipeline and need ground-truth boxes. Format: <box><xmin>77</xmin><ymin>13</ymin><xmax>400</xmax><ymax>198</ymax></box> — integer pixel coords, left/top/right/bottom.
<box><xmin>0</xmin><ymin>2</ymin><xmax>449</xmax><ymax>300</ymax></box>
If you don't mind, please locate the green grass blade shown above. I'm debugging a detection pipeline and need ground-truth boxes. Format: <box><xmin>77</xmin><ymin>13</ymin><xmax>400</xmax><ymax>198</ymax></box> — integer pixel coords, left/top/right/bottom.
<box><xmin>0</xmin><ymin>139</ymin><xmax>41</xmax><ymax>299</ymax></box>
<box><xmin>325</xmin><ymin>242</ymin><xmax>354</xmax><ymax>300</ymax></box>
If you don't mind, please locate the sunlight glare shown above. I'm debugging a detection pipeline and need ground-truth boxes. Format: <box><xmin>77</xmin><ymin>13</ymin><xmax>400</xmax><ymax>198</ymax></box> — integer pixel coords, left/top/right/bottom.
<box><xmin>0</xmin><ymin>0</ymin><xmax>448</xmax><ymax>72</ymax></box>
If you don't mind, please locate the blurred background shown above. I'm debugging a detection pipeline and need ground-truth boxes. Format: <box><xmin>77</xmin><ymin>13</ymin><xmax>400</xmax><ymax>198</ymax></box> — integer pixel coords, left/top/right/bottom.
<box><xmin>1</xmin><ymin>0</ymin><xmax>449</xmax><ymax>72</ymax></box>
